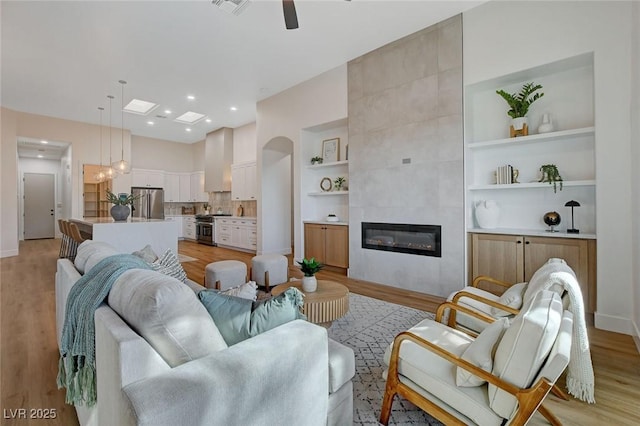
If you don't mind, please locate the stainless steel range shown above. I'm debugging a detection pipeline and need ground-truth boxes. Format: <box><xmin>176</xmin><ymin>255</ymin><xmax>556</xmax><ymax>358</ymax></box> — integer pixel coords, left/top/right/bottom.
<box><xmin>195</xmin><ymin>214</ymin><xmax>233</xmax><ymax>245</ymax></box>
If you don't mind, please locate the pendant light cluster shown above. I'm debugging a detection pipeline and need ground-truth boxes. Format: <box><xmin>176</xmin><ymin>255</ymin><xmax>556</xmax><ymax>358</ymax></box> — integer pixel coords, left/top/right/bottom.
<box><xmin>93</xmin><ymin>106</ymin><xmax>106</xmax><ymax>182</ymax></box>
<box><xmin>96</xmin><ymin>80</ymin><xmax>131</xmax><ymax>180</ymax></box>
<box><xmin>112</xmin><ymin>80</ymin><xmax>130</xmax><ymax>175</ymax></box>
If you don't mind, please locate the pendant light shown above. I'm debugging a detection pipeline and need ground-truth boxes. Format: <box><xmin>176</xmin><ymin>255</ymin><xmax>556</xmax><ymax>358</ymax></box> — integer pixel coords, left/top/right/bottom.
<box><xmin>93</xmin><ymin>106</ymin><xmax>106</xmax><ymax>182</ymax></box>
<box><xmin>104</xmin><ymin>95</ymin><xmax>115</xmax><ymax>179</ymax></box>
<box><xmin>112</xmin><ymin>79</ymin><xmax>131</xmax><ymax>174</ymax></box>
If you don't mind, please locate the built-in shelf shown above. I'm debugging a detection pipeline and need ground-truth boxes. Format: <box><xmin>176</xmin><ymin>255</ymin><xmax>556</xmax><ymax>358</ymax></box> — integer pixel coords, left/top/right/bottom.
<box><xmin>468</xmin><ymin>227</ymin><xmax>596</xmax><ymax>240</ymax></box>
<box><xmin>468</xmin><ymin>180</ymin><xmax>596</xmax><ymax>191</ymax></box>
<box><xmin>308</xmin><ymin>191</ymin><xmax>349</xmax><ymax>196</ymax></box>
<box><xmin>467</xmin><ymin>127</ymin><xmax>595</xmax><ymax>149</ymax></box>
<box><xmin>306</xmin><ymin>160</ymin><xmax>349</xmax><ymax>169</ymax></box>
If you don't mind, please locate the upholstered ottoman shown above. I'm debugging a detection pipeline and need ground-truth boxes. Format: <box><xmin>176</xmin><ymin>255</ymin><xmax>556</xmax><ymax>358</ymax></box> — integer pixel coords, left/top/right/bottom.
<box><xmin>205</xmin><ymin>260</ymin><xmax>247</xmax><ymax>291</ymax></box>
<box><xmin>251</xmin><ymin>254</ymin><xmax>288</xmax><ymax>291</ymax></box>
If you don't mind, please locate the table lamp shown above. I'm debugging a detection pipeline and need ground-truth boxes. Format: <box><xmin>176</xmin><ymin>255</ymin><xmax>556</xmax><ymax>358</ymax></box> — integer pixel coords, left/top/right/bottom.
<box><xmin>565</xmin><ymin>200</ymin><xmax>580</xmax><ymax>234</ymax></box>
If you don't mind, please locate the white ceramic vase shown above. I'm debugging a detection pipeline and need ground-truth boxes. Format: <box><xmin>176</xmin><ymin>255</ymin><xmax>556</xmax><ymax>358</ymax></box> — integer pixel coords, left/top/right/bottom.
<box><xmin>538</xmin><ymin>113</ymin><xmax>554</xmax><ymax>133</ymax></box>
<box><xmin>475</xmin><ymin>200</ymin><xmax>500</xmax><ymax>229</ymax></box>
<box><xmin>511</xmin><ymin>117</ymin><xmax>527</xmax><ymax>131</ymax></box>
<box><xmin>302</xmin><ymin>276</ymin><xmax>317</xmax><ymax>292</ymax></box>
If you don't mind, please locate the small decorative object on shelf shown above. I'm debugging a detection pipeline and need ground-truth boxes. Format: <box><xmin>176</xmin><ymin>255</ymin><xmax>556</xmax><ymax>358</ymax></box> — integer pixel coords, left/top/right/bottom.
<box><xmin>310</xmin><ymin>156</ymin><xmax>323</xmax><ymax>165</ymax></box>
<box><xmin>543</xmin><ymin>211</ymin><xmax>561</xmax><ymax>232</ymax></box>
<box><xmin>538</xmin><ymin>112</ymin><xmax>554</xmax><ymax>134</ymax></box>
<box><xmin>539</xmin><ymin>164</ymin><xmax>563</xmax><ymax>193</ymax></box>
<box><xmin>320</xmin><ymin>177</ymin><xmax>332</xmax><ymax>192</ymax></box>
<box><xmin>326</xmin><ymin>214</ymin><xmax>339</xmax><ymax>222</ymax></box>
<box><xmin>322</xmin><ymin>138</ymin><xmax>340</xmax><ymax>163</ymax></box>
<box><xmin>475</xmin><ymin>200</ymin><xmax>500</xmax><ymax>229</ymax></box>
<box><xmin>496</xmin><ymin>82</ymin><xmax>544</xmax><ymax>138</ymax></box>
<box><xmin>297</xmin><ymin>257</ymin><xmax>323</xmax><ymax>293</ymax></box>
<box><xmin>565</xmin><ymin>200</ymin><xmax>581</xmax><ymax>234</ymax></box>
<box><xmin>333</xmin><ymin>176</ymin><xmax>347</xmax><ymax>191</ymax></box>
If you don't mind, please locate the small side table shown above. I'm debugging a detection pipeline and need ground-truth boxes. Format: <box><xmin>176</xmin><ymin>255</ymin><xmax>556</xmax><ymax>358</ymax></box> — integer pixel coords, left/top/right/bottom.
<box><xmin>271</xmin><ymin>280</ymin><xmax>349</xmax><ymax>327</ymax></box>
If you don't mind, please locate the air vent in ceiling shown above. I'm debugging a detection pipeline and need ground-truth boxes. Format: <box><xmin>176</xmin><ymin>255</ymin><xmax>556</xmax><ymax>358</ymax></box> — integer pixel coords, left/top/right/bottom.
<box><xmin>212</xmin><ymin>0</ymin><xmax>251</xmax><ymax>16</ymax></box>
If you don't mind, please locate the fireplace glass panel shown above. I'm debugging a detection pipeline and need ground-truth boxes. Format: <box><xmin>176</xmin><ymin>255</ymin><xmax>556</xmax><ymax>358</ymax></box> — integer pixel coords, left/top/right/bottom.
<box><xmin>361</xmin><ymin>222</ymin><xmax>441</xmax><ymax>257</ymax></box>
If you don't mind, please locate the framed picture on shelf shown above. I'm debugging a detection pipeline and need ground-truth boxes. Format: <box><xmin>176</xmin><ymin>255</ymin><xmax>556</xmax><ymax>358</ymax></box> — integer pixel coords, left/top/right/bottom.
<box><xmin>322</xmin><ymin>138</ymin><xmax>340</xmax><ymax>163</ymax></box>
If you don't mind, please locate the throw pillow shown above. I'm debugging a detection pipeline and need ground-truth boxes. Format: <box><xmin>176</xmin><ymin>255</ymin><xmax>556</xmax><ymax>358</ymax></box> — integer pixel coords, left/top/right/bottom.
<box><xmin>150</xmin><ymin>249</ymin><xmax>187</xmax><ymax>282</ymax></box>
<box><xmin>491</xmin><ymin>282</ymin><xmax>527</xmax><ymax>317</ymax></box>
<box><xmin>132</xmin><ymin>244</ymin><xmax>158</xmax><ymax>263</ymax></box>
<box><xmin>456</xmin><ymin>317</ymin><xmax>509</xmax><ymax>387</ymax></box>
<box><xmin>219</xmin><ymin>281</ymin><xmax>258</xmax><ymax>301</ymax></box>
<box><xmin>198</xmin><ymin>288</ymin><xmax>306</xmax><ymax>346</ymax></box>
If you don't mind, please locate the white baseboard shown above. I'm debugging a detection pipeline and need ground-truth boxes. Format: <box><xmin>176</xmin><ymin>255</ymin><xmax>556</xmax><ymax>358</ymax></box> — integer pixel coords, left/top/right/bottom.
<box><xmin>633</xmin><ymin>321</ymin><xmax>640</xmax><ymax>355</ymax></box>
<box><xmin>594</xmin><ymin>312</ymin><xmax>634</xmax><ymax>335</ymax></box>
<box><xmin>1</xmin><ymin>249</ymin><xmax>19</xmax><ymax>258</ymax></box>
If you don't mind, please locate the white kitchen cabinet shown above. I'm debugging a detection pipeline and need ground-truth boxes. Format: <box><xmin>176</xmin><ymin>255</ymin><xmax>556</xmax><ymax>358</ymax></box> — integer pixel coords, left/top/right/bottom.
<box><xmin>231</xmin><ymin>162</ymin><xmax>257</xmax><ymax>201</ymax></box>
<box><xmin>179</xmin><ymin>174</ymin><xmax>191</xmax><ymax>202</ymax></box>
<box><xmin>190</xmin><ymin>171</ymin><xmax>208</xmax><ymax>202</ymax></box>
<box><xmin>164</xmin><ymin>173</ymin><xmax>180</xmax><ymax>202</ymax></box>
<box><xmin>215</xmin><ymin>217</ymin><xmax>256</xmax><ymax>252</ymax></box>
<box><xmin>165</xmin><ymin>216</ymin><xmax>184</xmax><ymax>239</ymax></box>
<box><xmin>183</xmin><ymin>216</ymin><xmax>196</xmax><ymax>240</ymax></box>
<box><xmin>132</xmin><ymin>168</ymin><xmax>165</xmax><ymax>188</ymax></box>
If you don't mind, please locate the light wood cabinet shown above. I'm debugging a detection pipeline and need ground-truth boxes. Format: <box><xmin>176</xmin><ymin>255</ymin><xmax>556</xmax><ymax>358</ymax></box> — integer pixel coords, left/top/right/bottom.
<box><xmin>469</xmin><ymin>232</ymin><xmax>596</xmax><ymax>313</ymax></box>
<box><xmin>304</xmin><ymin>223</ymin><xmax>349</xmax><ymax>271</ymax></box>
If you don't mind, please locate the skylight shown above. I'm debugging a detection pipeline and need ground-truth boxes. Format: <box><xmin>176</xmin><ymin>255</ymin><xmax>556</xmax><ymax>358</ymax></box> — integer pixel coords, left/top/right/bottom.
<box><xmin>124</xmin><ymin>99</ymin><xmax>158</xmax><ymax>115</ymax></box>
<box><xmin>174</xmin><ymin>111</ymin><xmax>206</xmax><ymax>124</ymax></box>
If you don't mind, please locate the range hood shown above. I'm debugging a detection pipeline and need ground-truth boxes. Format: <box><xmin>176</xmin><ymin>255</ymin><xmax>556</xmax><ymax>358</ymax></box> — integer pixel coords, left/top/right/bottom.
<box><xmin>205</xmin><ymin>127</ymin><xmax>233</xmax><ymax>192</ymax></box>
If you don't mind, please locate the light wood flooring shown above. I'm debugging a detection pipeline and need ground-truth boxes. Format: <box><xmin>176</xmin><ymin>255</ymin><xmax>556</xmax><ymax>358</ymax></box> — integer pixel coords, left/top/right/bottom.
<box><xmin>1</xmin><ymin>238</ymin><xmax>639</xmax><ymax>425</ymax></box>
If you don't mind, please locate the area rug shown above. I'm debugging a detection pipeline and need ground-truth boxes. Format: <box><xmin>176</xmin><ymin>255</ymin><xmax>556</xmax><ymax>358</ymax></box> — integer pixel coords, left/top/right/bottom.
<box><xmin>178</xmin><ymin>254</ymin><xmax>198</xmax><ymax>263</ymax></box>
<box><xmin>328</xmin><ymin>293</ymin><xmax>443</xmax><ymax>425</ymax></box>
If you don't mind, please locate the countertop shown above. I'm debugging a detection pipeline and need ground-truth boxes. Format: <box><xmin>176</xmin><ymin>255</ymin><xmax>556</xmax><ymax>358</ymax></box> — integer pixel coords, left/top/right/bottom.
<box><xmin>72</xmin><ymin>217</ymin><xmax>170</xmax><ymax>225</ymax></box>
<box><xmin>215</xmin><ymin>216</ymin><xmax>257</xmax><ymax>220</ymax></box>
<box><xmin>468</xmin><ymin>227</ymin><xmax>596</xmax><ymax>240</ymax></box>
<box><xmin>303</xmin><ymin>220</ymin><xmax>349</xmax><ymax>226</ymax></box>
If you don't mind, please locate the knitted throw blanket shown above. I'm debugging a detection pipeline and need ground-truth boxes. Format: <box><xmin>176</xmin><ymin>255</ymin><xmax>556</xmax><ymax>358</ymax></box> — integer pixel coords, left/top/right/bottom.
<box><xmin>57</xmin><ymin>254</ymin><xmax>151</xmax><ymax>407</ymax></box>
<box><xmin>524</xmin><ymin>260</ymin><xmax>596</xmax><ymax>403</ymax></box>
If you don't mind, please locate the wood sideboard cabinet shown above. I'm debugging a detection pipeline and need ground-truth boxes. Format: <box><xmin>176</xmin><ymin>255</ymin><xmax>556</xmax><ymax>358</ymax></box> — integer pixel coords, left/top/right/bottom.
<box><xmin>468</xmin><ymin>232</ymin><xmax>597</xmax><ymax>314</ymax></box>
<box><xmin>304</xmin><ymin>223</ymin><xmax>349</xmax><ymax>273</ymax></box>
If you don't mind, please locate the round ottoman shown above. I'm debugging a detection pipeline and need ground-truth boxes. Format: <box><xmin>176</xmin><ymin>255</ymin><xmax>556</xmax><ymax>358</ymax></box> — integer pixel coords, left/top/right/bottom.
<box><xmin>204</xmin><ymin>260</ymin><xmax>247</xmax><ymax>291</ymax></box>
<box><xmin>251</xmin><ymin>254</ymin><xmax>288</xmax><ymax>291</ymax></box>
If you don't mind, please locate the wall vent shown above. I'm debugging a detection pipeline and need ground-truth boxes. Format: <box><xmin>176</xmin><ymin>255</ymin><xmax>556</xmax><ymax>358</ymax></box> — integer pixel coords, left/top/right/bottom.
<box><xmin>212</xmin><ymin>0</ymin><xmax>251</xmax><ymax>16</ymax></box>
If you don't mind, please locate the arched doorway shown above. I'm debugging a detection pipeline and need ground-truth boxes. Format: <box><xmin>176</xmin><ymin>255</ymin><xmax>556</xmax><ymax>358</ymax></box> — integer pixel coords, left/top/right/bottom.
<box><xmin>261</xmin><ymin>137</ymin><xmax>293</xmax><ymax>254</ymax></box>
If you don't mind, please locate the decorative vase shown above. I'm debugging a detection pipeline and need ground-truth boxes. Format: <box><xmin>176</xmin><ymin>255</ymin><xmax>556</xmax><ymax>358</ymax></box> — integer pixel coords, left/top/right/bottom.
<box><xmin>543</xmin><ymin>211</ymin><xmax>561</xmax><ymax>232</ymax></box>
<box><xmin>475</xmin><ymin>200</ymin><xmax>500</xmax><ymax>229</ymax></box>
<box><xmin>538</xmin><ymin>113</ymin><xmax>554</xmax><ymax>134</ymax></box>
<box><xmin>110</xmin><ymin>205</ymin><xmax>130</xmax><ymax>221</ymax></box>
<box><xmin>302</xmin><ymin>275</ymin><xmax>317</xmax><ymax>292</ymax></box>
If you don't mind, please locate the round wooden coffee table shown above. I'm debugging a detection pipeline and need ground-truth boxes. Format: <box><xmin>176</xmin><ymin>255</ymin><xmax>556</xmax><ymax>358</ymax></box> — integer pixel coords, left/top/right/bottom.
<box><xmin>271</xmin><ymin>280</ymin><xmax>349</xmax><ymax>327</ymax></box>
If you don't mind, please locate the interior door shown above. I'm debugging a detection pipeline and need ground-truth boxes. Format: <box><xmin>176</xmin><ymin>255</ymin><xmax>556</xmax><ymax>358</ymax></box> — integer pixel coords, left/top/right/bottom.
<box><xmin>24</xmin><ymin>173</ymin><xmax>55</xmax><ymax>239</ymax></box>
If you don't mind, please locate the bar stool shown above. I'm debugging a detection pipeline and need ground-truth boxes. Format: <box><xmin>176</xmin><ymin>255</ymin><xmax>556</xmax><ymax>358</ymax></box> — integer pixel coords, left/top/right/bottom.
<box><xmin>204</xmin><ymin>260</ymin><xmax>248</xmax><ymax>291</ymax></box>
<box><xmin>251</xmin><ymin>254</ymin><xmax>288</xmax><ymax>292</ymax></box>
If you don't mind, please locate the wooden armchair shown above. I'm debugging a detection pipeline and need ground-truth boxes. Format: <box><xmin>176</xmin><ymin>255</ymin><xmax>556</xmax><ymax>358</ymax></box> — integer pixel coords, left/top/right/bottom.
<box><xmin>380</xmin><ymin>291</ymin><xmax>573</xmax><ymax>426</ymax></box>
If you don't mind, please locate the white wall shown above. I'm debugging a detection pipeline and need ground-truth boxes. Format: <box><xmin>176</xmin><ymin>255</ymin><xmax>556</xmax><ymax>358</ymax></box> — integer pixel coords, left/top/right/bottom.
<box><xmin>131</xmin><ymin>135</ymin><xmax>194</xmax><ymax>172</ymax></box>
<box><xmin>18</xmin><ymin>158</ymin><xmax>63</xmax><ymax>239</ymax></box>
<box><xmin>233</xmin><ymin>122</ymin><xmax>257</xmax><ymax>164</ymax></box>
<box><xmin>256</xmin><ymin>65</ymin><xmax>348</xmax><ymax>256</ymax></box>
<box><xmin>1</xmin><ymin>108</ymin><xmax>19</xmax><ymax>257</ymax></box>
<box><xmin>464</xmin><ymin>1</ymin><xmax>634</xmax><ymax>334</ymax></box>
<box><xmin>631</xmin><ymin>1</ymin><xmax>640</xmax><ymax>350</ymax></box>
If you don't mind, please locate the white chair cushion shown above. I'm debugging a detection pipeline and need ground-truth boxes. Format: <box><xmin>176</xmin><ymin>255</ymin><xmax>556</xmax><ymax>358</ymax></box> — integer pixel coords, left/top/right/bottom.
<box><xmin>488</xmin><ymin>290</ymin><xmax>563</xmax><ymax>419</ymax></box>
<box><xmin>108</xmin><ymin>269</ymin><xmax>228</xmax><ymax>367</ymax></box>
<box><xmin>491</xmin><ymin>282</ymin><xmax>527</xmax><ymax>317</ymax></box>
<box><xmin>383</xmin><ymin>318</ymin><xmax>503</xmax><ymax>426</ymax></box>
<box><xmin>74</xmin><ymin>240</ymin><xmax>119</xmax><ymax>274</ymax></box>
<box><xmin>447</xmin><ymin>286</ymin><xmax>499</xmax><ymax>332</ymax></box>
<box><xmin>456</xmin><ymin>317</ymin><xmax>509</xmax><ymax>387</ymax></box>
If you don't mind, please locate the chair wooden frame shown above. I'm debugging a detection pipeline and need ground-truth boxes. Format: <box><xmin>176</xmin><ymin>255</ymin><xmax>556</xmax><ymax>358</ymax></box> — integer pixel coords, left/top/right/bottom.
<box><xmin>380</xmin><ymin>302</ymin><xmax>564</xmax><ymax>426</ymax></box>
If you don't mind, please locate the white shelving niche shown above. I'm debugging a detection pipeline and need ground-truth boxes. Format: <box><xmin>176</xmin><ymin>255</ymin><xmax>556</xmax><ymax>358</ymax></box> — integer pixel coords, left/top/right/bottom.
<box><xmin>464</xmin><ymin>53</ymin><xmax>596</xmax><ymax>236</ymax></box>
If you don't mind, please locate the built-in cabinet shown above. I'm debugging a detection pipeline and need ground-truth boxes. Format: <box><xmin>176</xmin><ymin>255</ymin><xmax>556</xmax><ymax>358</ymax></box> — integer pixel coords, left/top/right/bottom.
<box><xmin>183</xmin><ymin>216</ymin><xmax>196</xmax><ymax>240</ymax></box>
<box><xmin>215</xmin><ymin>217</ymin><xmax>257</xmax><ymax>252</ymax></box>
<box><xmin>469</xmin><ymin>232</ymin><xmax>596</xmax><ymax>314</ymax></box>
<box><xmin>165</xmin><ymin>173</ymin><xmax>192</xmax><ymax>202</ymax></box>
<box><xmin>190</xmin><ymin>171</ymin><xmax>208</xmax><ymax>202</ymax></box>
<box><xmin>134</xmin><ymin>168</ymin><xmax>208</xmax><ymax>203</ymax></box>
<box><xmin>304</xmin><ymin>223</ymin><xmax>349</xmax><ymax>271</ymax></box>
<box><xmin>132</xmin><ymin>169</ymin><xmax>164</xmax><ymax>188</ymax></box>
<box><xmin>231</xmin><ymin>162</ymin><xmax>257</xmax><ymax>201</ymax></box>
<box><xmin>82</xmin><ymin>164</ymin><xmax>112</xmax><ymax>218</ymax></box>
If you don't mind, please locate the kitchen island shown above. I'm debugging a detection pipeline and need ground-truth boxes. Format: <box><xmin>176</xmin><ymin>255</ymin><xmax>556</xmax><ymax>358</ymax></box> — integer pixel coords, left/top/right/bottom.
<box><xmin>70</xmin><ymin>217</ymin><xmax>179</xmax><ymax>256</ymax></box>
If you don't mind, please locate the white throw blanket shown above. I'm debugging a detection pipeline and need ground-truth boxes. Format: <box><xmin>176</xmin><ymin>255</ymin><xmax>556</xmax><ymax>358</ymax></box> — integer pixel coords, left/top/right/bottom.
<box><xmin>523</xmin><ymin>259</ymin><xmax>596</xmax><ymax>403</ymax></box>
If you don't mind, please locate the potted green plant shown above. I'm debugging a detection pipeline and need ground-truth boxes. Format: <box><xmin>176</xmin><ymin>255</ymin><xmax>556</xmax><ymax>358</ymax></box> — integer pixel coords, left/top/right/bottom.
<box><xmin>311</xmin><ymin>156</ymin><xmax>323</xmax><ymax>165</ymax></box>
<box><xmin>297</xmin><ymin>257</ymin><xmax>323</xmax><ymax>292</ymax></box>
<box><xmin>333</xmin><ymin>176</ymin><xmax>346</xmax><ymax>191</ymax></box>
<box><xmin>539</xmin><ymin>164</ymin><xmax>563</xmax><ymax>193</ymax></box>
<box><xmin>496</xmin><ymin>82</ymin><xmax>544</xmax><ymax>136</ymax></box>
<box><xmin>106</xmin><ymin>190</ymin><xmax>139</xmax><ymax>221</ymax></box>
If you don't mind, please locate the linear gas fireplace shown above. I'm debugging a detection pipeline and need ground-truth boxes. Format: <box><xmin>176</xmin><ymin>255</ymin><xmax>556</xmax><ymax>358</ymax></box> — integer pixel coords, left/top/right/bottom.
<box><xmin>361</xmin><ymin>222</ymin><xmax>441</xmax><ymax>257</ymax></box>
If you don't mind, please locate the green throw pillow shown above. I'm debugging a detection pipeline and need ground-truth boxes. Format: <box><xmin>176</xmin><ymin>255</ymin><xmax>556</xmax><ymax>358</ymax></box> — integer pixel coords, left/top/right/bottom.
<box><xmin>198</xmin><ymin>288</ymin><xmax>306</xmax><ymax>346</ymax></box>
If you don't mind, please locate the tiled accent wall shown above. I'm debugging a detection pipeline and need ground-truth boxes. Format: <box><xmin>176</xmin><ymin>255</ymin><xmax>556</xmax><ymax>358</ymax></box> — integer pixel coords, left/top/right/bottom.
<box><xmin>347</xmin><ymin>15</ymin><xmax>464</xmax><ymax>297</ymax></box>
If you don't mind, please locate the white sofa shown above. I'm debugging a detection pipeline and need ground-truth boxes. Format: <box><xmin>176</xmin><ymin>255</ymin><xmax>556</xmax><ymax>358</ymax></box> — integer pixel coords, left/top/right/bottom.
<box><xmin>55</xmin><ymin>241</ymin><xmax>355</xmax><ymax>426</ymax></box>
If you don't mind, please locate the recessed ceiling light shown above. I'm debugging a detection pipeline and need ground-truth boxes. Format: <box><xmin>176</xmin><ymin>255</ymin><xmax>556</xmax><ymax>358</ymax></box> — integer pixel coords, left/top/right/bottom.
<box><xmin>147</xmin><ymin>121</ymin><xmax>154</xmax><ymax>126</ymax></box>
<box><xmin>175</xmin><ymin>111</ymin><xmax>206</xmax><ymax>124</ymax></box>
<box><xmin>37</xmin><ymin>155</ymin><xmax>44</xmax><ymax>158</ymax></box>
<box><xmin>205</xmin><ymin>118</ymin><xmax>212</xmax><ymax>123</ymax></box>
<box><xmin>164</xmin><ymin>109</ymin><xmax>172</xmax><ymax>114</ymax></box>
<box><xmin>41</xmin><ymin>140</ymin><xmax>48</xmax><ymax>144</ymax></box>
<box><xmin>187</xmin><ymin>95</ymin><xmax>195</xmax><ymax>100</ymax></box>
<box><xmin>230</xmin><ymin>106</ymin><xmax>238</xmax><ymax>111</ymax></box>
<box><xmin>124</xmin><ymin>99</ymin><xmax>158</xmax><ymax>115</ymax></box>
<box><xmin>186</xmin><ymin>128</ymin><xmax>192</xmax><ymax>132</ymax></box>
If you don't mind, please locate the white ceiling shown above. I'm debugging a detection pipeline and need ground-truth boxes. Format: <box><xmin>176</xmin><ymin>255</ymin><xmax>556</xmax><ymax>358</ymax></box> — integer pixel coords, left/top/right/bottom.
<box><xmin>2</xmin><ymin>0</ymin><xmax>482</xmax><ymax>146</ymax></box>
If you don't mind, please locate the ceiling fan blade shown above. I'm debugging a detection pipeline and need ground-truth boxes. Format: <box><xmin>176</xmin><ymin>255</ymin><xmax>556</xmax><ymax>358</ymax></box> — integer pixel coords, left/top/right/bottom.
<box><xmin>283</xmin><ymin>0</ymin><xmax>299</xmax><ymax>30</ymax></box>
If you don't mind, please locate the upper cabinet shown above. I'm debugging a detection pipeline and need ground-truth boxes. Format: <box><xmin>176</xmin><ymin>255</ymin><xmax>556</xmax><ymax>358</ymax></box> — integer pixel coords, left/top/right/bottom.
<box><xmin>190</xmin><ymin>171</ymin><xmax>208</xmax><ymax>202</ymax></box>
<box><xmin>464</xmin><ymin>53</ymin><xmax>596</xmax><ymax>236</ymax></box>
<box><xmin>132</xmin><ymin>168</ymin><xmax>165</xmax><ymax>188</ymax></box>
<box><xmin>205</xmin><ymin>127</ymin><xmax>233</xmax><ymax>192</ymax></box>
<box><xmin>231</xmin><ymin>162</ymin><xmax>257</xmax><ymax>201</ymax></box>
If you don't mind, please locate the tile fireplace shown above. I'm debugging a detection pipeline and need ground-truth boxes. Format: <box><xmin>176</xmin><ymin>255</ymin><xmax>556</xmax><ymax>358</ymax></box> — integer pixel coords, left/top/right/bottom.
<box><xmin>361</xmin><ymin>222</ymin><xmax>441</xmax><ymax>258</ymax></box>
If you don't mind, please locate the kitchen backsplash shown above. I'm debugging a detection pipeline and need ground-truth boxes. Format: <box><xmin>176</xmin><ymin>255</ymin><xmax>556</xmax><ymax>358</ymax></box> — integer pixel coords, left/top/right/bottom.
<box><xmin>164</xmin><ymin>192</ymin><xmax>256</xmax><ymax>217</ymax></box>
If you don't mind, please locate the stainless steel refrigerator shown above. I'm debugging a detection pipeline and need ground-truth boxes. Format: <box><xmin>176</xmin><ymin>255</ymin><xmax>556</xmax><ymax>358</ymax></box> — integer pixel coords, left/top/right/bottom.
<box><xmin>131</xmin><ymin>187</ymin><xmax>165</xmax><ymax>220</ymax></box>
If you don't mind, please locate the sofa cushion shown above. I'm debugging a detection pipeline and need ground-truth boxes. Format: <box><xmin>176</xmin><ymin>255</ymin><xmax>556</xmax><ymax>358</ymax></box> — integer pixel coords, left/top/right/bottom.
<box><xmin>74</xmin><ymin>240</ymin><xmax>119</xmax><ymax>274</ymax></box>
<box><xmin>328</xmin><ymin>339</ymin><xmax>355</xmax><ymax>393</ymax></box>
<box><xmin>108</xmin><ymin>269</ymin><xmax>228</xmax><ymax>367</ymax></box>
<box><xmin>198</xmin><ymin>288</ymin><xmax>306</xmax><ymax>346</ymax></box>
<box><xmin>456</xmin><ymin>317</ymin><xmax>509</xmax><ymax>387</ymax></box>
<box><xmin>132</xmin><ymin>244</ymin><xmax>158</xmax><ymax>263</ymax></box>
<box><xmin>491</xmin><ymin>282</ymin><xmax>527</xmax><ymax>317</ymax></box>
<box><xmin>219</xmin><ymin>281</ymin><xmax>258</xmax><ymax>301</ymax></box>
<box><xmin>149</xmin><ymin>249</ymin><xmax>187</xmax><ymax>282</ymax></box>
<box><xmin>488</xmin><ymin>290</ymin><xmax>562</xmax><ymax>419</ymax></box>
